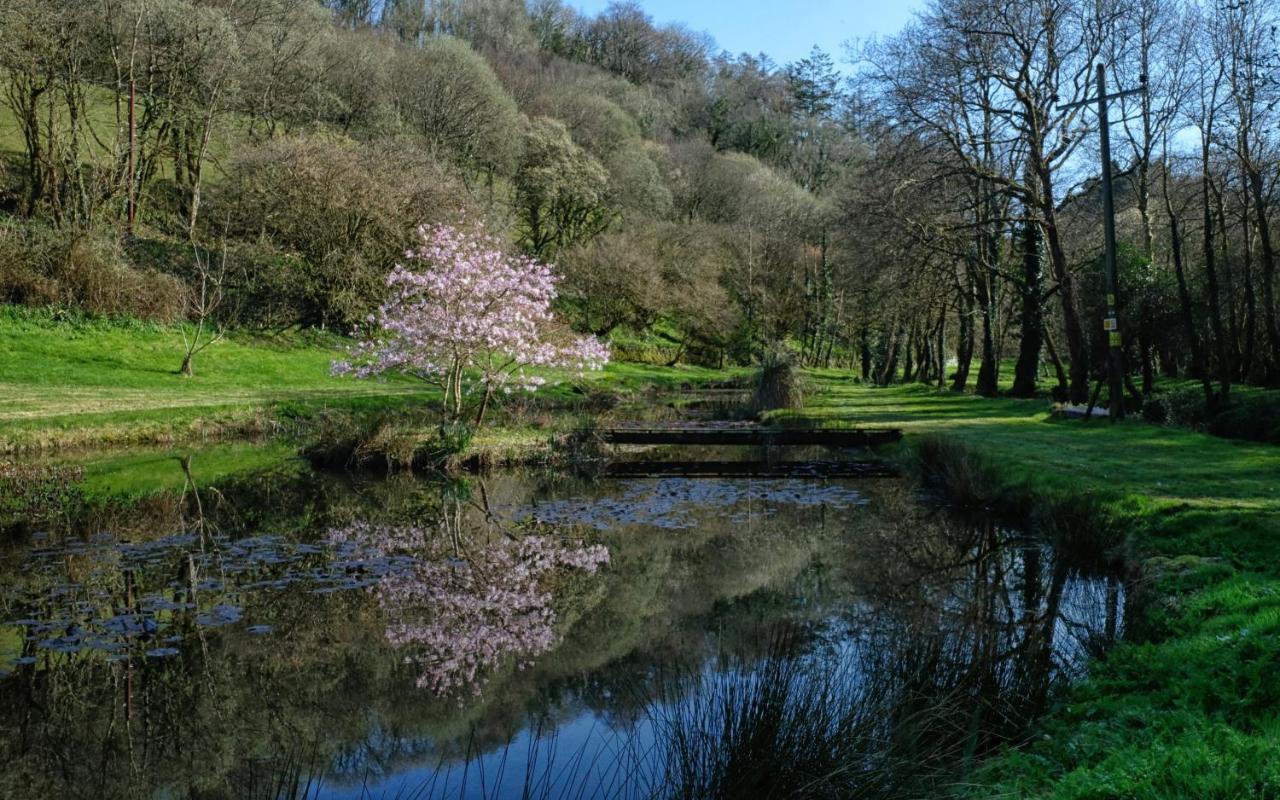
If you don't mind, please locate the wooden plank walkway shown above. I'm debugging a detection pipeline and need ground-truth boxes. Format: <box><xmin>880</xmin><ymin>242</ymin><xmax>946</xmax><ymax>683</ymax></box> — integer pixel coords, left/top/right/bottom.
<box><xmin>605</xmin><ymin>460</ymin><xmax>899</xmax><ymax>478</ymax></box>
<box><xmin>593</xmin><ymin>423</ymin><xmax>902</xmax><ymax>448</ymax></box>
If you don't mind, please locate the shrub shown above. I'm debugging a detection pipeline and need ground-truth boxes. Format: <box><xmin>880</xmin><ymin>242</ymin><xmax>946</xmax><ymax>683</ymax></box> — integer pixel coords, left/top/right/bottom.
<box><xmin>914</xmin><ymin>435</ymin><xmax>1002</xmax><ymax>509</ymax></box>
<box><xmin>216</xmin><ymin>134</ymin><xmax>474</xmax><ymax>329</ymax></box>
<box><xmin>1144</xmin><ymin>385</ymin><xmax>1280</xmax><ymax>445</ymax></box>
<box><xmin>1143</xmin><ymin>385</ymin><xmax>1211</xmax><ymax>428</ymax></box>
<box><xmin>300</xmin><ymin>411</ymin><xmax>474</xmax><ymax>473</ymax></box>
<box><xmin>434</xmin><ymin>422</ymin><xmax>475</xmax><ymax>457</ymax></box>
<box><xmin>300</xmin><ymin>411</ymin><xmax>412</xmax><ymax>472</ymax></box>
<box><xmin>0</xmin><ymin>220</ymin><xmax>184</xmax><ymax>321</ymax></box>
<box><xmin>1208</xmin><ymin>394</ymin><xmax>1280</xmax><ymax>445</ymax></box>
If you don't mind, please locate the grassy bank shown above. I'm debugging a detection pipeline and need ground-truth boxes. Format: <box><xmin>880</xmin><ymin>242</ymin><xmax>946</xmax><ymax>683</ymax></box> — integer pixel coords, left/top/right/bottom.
<box><xmin>793</xmin><ymin>374</ymin><xmax>1280</xmax><ymax>798</ymax></box>
<box><xmin>0</xmin><ymin>307</ymin><xmax>737</xmax><ymax>454</ymax></box>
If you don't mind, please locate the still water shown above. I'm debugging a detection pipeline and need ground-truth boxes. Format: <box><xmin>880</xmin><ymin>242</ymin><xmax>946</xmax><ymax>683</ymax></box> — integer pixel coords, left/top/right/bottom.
<box><xmin>0</xmin><ymin>452</ymin><xmax>1124</xmax><ymax>799</ymax></box>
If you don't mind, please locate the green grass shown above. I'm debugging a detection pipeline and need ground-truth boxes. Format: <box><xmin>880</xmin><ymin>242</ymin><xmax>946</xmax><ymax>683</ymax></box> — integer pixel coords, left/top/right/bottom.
<box><xmin>0</xmin><ymin>306</ymin><xmax>742</xmax><ymax>452</ymax></box>
<box><xmin>0</xmin><ymin>306</ymin><xmax>435</xmax><ymax>451</ymax></box>
<box><xmin>793</xmin><ymin>374</ymin><xmax>1280</xmax><ymax>798</ymax></box>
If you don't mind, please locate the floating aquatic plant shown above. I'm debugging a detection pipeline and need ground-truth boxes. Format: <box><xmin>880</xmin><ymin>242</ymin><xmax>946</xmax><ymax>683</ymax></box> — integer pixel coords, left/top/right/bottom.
<box><xmin>514</xmin><ymin>478</ymin><xmax>867</xmax><ymax>530</ymax></box>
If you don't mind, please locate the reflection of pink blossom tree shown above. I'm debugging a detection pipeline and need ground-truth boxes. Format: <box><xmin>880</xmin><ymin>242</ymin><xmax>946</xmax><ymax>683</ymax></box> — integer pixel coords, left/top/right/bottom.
<box><xmin>333</xmin><ymin>222</ymin><xmax>610</xmax><ymax>425</ymax></box>
<box><xmin>329</xmin><ymin>523</ymin><xmax>609</xmax><ymax>696</ymax></box>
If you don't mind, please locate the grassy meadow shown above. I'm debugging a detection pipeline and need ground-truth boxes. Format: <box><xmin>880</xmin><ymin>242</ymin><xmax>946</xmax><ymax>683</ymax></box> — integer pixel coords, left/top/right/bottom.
<box><xmin>0</xmin><ymin>306</ymin><xmax>735</xmax><ymax>452</ymax></box>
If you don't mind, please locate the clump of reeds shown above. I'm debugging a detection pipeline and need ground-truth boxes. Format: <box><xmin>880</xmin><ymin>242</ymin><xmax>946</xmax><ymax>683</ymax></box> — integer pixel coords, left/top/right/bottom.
<box><xmin>643</xmin><ymin>627</ymin><xmax>1048</xmax><ymax>800</ymax></box>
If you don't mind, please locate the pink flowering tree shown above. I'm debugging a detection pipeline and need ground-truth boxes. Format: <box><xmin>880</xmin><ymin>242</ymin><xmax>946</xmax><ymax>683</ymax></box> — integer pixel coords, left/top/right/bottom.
<box><xmin>335</xmin><ymin>222</ymin><xmax>610</xmax><ymax>426</ymax></box>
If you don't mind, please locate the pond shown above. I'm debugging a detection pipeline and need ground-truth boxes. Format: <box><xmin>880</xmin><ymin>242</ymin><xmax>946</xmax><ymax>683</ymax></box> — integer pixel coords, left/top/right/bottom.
<box><xmin>0</xmin><ymin>450</ymin><xmax>1125</xmax><ymax>799</ymax></box>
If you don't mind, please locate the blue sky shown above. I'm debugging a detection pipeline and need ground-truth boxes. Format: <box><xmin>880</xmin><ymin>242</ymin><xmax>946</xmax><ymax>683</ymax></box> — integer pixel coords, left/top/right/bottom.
<box><xmin>565</xmin><ymin>0</ymin><xmax>927</xmax><ymax>67</ymax></box>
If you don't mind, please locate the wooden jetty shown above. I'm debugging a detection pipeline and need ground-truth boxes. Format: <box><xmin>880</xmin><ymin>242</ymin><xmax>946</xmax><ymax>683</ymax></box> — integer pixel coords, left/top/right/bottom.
<box><xmin>593</xmin><ymin>422</ymin><xmax>902</xmax><ymax>448</ymax></box>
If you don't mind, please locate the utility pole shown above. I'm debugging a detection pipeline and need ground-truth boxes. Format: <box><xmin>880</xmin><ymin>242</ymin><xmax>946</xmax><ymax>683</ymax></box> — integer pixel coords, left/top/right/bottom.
<box><xmin>1059</xmin><ymin>63</ymin><xmax>1146</xmax><ymax>422</ymax></box>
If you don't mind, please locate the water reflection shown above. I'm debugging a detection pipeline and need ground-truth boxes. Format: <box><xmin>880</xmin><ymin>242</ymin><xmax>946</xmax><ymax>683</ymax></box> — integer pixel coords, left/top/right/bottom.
<box><xmin>0</xmin><ymin>456</ymin><xmax>1124</xmax><ymax>799</ymax></box>
<box><xmin>330</xmin><ymin>521</ymin><xmax>608</xmax><ymax>696</ymax></box>
<box><xmin>2</xmin><ymin>529</ymin><xmax>415</xmax><ymax>669</ymax></box>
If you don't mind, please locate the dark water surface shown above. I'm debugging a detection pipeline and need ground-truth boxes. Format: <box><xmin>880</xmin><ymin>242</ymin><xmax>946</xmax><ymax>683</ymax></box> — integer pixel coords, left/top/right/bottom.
<box><xmin>0</xmin><ymin>451</ymin><xmax>1124</xmax><ymax>799</ymax></box>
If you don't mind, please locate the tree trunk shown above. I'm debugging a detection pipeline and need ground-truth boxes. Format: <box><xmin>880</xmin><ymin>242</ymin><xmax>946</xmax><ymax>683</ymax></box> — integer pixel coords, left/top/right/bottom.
<box><xmin>1163</xmin><ymin>175</ymin><xmax>1211</xmax><ymax>404</ymax></box>
<box><xmin>1202</xmin><ymin>166</ymin><xmax>1231</xmax><ymax>406</ymax></box>
<box><xmin>972</xmin><ymin>262</ymin><xmax>999</xmax><ymax>397</ymax></box>
<box><xmin>1043</xmin><ymin>326</ymin><xmax>1069</xmax><ymax>399</ymax></box>
<box><xmin>1011</xmin><ymin>216</ymin><xmax>1043</xmax><ymax>397</ymax></box>
<box><xmin>1247</xmin><ymin>168</ymin><xmax>1280</xmax><ymax>379</ymax></box>
<box><xmin>1035</xmin><ymin>163</ymin><xmax>1089</xmax><ymax>403</ymax></box>
<box><xmin>878</xmin><ymin>323</ymin><xmax>902</xmax><ymax>386</ymax></box>
<box><xmin>24</xmin><ymin>87</ymin><xmax>46</xmax><ymax>216</ymax></box>
<box><xmin>1138</xmin><ymin>315</ymin><xmax>1154</xmax><ymax>397</ymax></box>
<box><xmin>952</xmin><ymin>282</ymin><xmax>974</xmax><ymax>392</ymax></box>
<box><xmin>936</xmin><ymin>307</ymin><xmax>947</xmax><ymax>390</ymax></box>
<box><xmin>1242</xmin><ymin>227</ymin><xmax>1258</xmax><ymax>382</ymax></box>
<box><xmin>1220</xmin><ymin>191</ymin><xmax>1243</xmax><ymax>380</ymax></box>
<box><xmin>859</xmin><ymin>328</ymin><xmax>872</xmax><ymax>381</ymax></box>
<box><xmin>474</xmin><ymin>385</ymin><xmax>493</xmax><ymax>428</ymax></box>
<box><xmin>902</xmin><ymin>322</ymin><xmax>917</xmax><ymax>383</ymax></box>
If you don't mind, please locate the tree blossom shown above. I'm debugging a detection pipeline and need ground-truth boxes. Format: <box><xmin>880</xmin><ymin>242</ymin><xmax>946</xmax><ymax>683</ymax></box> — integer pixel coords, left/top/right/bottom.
<box><xmin>334</xmin><ymin>222</ymin><xmax>610</xmax><ymax>424</ymax></box>
<box><xmin>328</xmin><ymin>522</ymin><xmax>609</xmax><ymax>697</ymax></box>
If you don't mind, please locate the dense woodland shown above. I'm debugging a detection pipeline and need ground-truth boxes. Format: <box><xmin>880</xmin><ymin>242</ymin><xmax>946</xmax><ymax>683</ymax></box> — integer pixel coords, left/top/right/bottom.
<box><xmin>1</xmin><ymin>0</ymin><xmax>1279</xmax><ymax>409</ymax></box>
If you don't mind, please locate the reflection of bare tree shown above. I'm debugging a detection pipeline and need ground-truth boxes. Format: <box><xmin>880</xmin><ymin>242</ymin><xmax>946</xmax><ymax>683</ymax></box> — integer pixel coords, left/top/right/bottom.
<box><xmin>642</xmin><ymin>521</ymin><xmax>1124</xmax><ymax>800</ymax></box>
<box><xmin>174</xmin><ymin>454</ymin><xmax>236</xmax><ymax>537</ymax></box>
<box><xmin>174</xmin><ymin>454</ymin><xmax>231</xmax><ymax>633</ymax></box>
<box><xmin>844</xmin><ymin>488</ymin><xmax>1124</xmax><ymax>770</ymax></box>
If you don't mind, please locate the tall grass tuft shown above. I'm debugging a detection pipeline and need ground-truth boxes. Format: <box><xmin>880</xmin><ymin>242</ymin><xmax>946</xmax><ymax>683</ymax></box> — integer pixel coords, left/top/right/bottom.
<box><xmin>651</xmin><ymin>652</ymin><xmax>884</xmax><ymax>799</ymax></box>
<box><xmin>300</xmin><ymin>411</ymin><xmax>471</xmax><ymax>473</ymax></box>
<box><xmin>643</xmin><ymin>627</ymin><xmax>1055</xmax><ymax>800</ymax></box>
<box><xmin>912</xmin><ymin>435</ymin><xmax>1002</xmax><ymax>509</ymax></box>
<box><xmin>751</xmin><ymin>345</ymin><xmax>806</xmax><ymax>417</ymax></box>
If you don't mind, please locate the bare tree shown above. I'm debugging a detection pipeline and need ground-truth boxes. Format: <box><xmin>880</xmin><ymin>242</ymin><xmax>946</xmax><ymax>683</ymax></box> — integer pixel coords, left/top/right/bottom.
<box><xmin>179</xmin><ymin>243</ymin><xmax>227</xmax><ymax>377</ymax></box>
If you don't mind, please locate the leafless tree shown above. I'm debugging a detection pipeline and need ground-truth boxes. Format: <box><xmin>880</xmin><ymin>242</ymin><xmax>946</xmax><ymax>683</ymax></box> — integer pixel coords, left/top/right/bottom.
<box><xmin>179</xmin><ymin>242</ymin><xmax>227</xmax><ymax>377</ymax></box>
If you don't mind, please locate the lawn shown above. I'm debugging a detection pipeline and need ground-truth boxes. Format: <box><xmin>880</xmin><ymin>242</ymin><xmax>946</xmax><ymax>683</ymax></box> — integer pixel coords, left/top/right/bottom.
<box><xmin>0</xmin><ymin>306</ymin><xmax>739</xmax><ymax>451</ymax></box>
<box><xmin>0</xmin><ymin>307</ymin><xmax>434</xmax><ymax>450</ymax></box>
<box><xmin>796</xmin><ymin>374</ymin><xmax>1280</xmax><ymax>798</ymax></box>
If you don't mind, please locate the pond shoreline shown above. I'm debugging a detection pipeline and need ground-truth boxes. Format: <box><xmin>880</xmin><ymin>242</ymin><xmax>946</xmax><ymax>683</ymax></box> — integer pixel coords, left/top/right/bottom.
<box><xmin>796</xmin><ymin>378</ymin><xmax>1280</xmax><ymax>797</ymax></box>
